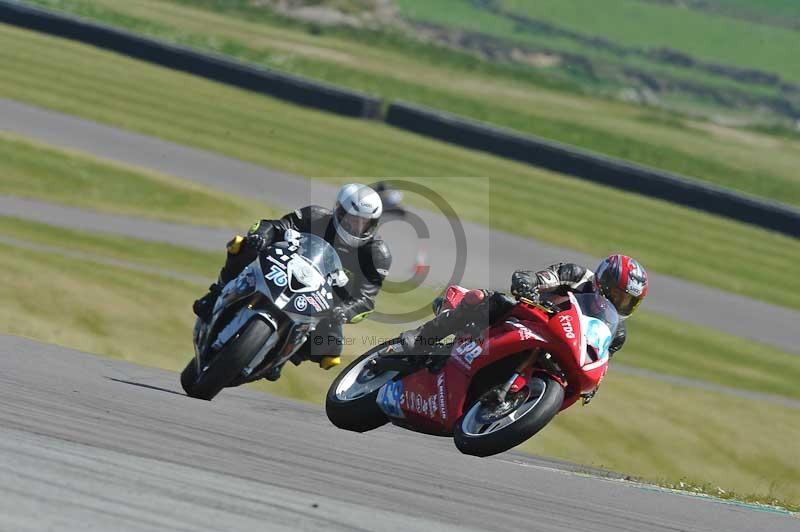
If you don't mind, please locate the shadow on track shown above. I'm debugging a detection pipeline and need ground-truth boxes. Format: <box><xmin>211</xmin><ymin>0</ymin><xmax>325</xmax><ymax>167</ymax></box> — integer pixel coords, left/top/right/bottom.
<box><xmin>107</xmin><ymin>377</ymin><xmax>185</xmax><ymax>396</ymax></box>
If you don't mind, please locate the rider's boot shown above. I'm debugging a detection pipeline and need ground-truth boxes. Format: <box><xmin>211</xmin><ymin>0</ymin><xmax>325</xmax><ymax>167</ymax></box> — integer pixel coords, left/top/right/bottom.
<box><xmin>192</xmin><ymin>283</ymin><xmax>222</xmax><ymax>322</ymax></box>
<box><xmin>318</xmin><ymin>356</ymin><xmax>341</xmax><ymax>370</ymax></box>
<box><xmin>308</xmin><ymin>354</ymin><xmax>341</xmax><ymax>370</ymax></box>
<box><xmin>193</xmin><ymin>239</ymin><xmax>256</xmax><ymax>322</ymax></box>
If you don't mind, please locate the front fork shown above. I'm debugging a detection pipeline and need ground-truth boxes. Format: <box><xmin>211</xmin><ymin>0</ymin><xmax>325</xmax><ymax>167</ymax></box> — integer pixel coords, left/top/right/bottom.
<box><xmin>484</xmin><ymin>349</ymin><xmax>541</xmax><ymax>406</ymax></box>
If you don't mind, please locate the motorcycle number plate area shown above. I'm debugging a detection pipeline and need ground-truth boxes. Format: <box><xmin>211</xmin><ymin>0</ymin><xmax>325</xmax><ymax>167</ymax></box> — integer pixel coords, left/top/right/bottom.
<box><xmin>452</xmin><ymin>339</ymin><xmax>484</xmax><ymax>370</ymax></box>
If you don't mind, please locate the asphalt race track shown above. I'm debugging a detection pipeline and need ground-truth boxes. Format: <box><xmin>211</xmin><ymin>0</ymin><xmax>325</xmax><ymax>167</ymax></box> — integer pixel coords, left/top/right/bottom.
<box><xmin>0</xmin><ymin>335</ymin><xmax>795</xmax><ymax>532</ymax></box>
<box><xmin>2</xmin><ymin>99</ymin><xmax>800</xmax><ymax>354</ymax></box>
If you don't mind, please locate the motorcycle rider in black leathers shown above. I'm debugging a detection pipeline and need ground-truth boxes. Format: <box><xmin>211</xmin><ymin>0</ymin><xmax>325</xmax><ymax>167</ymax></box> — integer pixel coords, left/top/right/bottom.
<box><xmin>193</xmin><ymin>183</ymin><xmax>392</xmax><ymax>381</ymax></box>
<box><xmin>401</xmin><ymin>256</ymin><xmax>649</xmax><ymax>366</ymax></box>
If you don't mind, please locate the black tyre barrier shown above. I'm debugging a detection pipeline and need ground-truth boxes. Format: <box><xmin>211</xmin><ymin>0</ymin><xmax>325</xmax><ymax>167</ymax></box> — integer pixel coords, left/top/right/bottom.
<box><xmin>387</xmin><ymin>102</ymin><xmax>800</xmax><ymax>239</ymax></box>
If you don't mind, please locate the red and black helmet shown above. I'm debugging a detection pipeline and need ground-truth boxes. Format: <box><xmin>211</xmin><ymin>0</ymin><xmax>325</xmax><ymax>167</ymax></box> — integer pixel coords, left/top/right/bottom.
<box><xmin>594</xmin><ymin>255</ymin><xmax>649</xmax><ymax>318</ymax></box>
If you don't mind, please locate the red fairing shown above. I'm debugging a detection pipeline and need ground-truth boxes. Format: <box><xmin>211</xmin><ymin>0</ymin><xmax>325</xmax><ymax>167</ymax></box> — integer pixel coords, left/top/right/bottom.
<box><xmin>388</xmin><ymin>286</ymin><xmax>609</xmax><ymax>434</ymax></box>
<box><xmin>393</xmin><ymin>315</ymin><xmax>554</xmax><ymax>434</ymax></box>
<box><xmin>393</xmin><ymin>305</ymin><xmax>556</xmax><ymax>433</ymax></box>
<box><xmin>537</xmin><ymin>296</ymin><xmax>608</xmax><ymax>407</ymax></box>
<box><xmin>392</xmin><ymin>364</ymin><xmax>468</xmax><ymax>435</ymax></box>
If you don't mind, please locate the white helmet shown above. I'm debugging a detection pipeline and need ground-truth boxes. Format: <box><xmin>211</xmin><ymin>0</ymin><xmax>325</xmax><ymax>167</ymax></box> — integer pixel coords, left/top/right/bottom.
<box><xmin>333</xmin><ymin>183</ymin><xmax>383</xmax><ymax>247</ymax></box>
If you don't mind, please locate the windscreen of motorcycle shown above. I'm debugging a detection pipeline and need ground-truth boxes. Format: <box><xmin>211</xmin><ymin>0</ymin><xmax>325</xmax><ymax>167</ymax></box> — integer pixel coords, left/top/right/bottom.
<box><xmin>258</xmin><ymin>234</ymin><xmax>342</xmax><ymax>317</ymax></box>
<box><xmin>571</xmin><ymin>292</ymin><xmax>619</xmax><ymax>364</ymax></box>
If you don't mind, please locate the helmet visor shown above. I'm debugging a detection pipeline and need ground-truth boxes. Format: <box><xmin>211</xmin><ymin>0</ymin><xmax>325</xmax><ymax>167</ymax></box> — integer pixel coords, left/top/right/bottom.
<box><xmin>335</xmin><ymin>205</ymin><xmax>378</xmax><ymax>239</ymax></box>
<box><xmin>606</xmin><ymin>285</ymin><xmax>643</xmax><ymax>317</ymax></box>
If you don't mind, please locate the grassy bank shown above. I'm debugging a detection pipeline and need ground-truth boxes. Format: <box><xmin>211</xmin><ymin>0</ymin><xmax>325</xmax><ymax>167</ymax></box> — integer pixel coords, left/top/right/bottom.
<box><xmin>2</xmin><ymin>24</ymin><xmax>800</xmax><ymax>311</ymax></box>
<box><xmin>522</xmin><ymin>369</ymin><xmax>800</xmax><ymax>509</ymax></box>
<box><xmin>1</xmin><ymin>216</ymin><xmax>798</xmax><ymax>507</ymax></box>
<box><xmin>0</xmin><ymin>131</ymin><xmax>269</xmax><ymax>228</ymax></box>
<box><xmin>19</xmin><ymin>0</ymin><xmax>800</xmax><ymax>207</ymax></box>
<box><xmin>403</xmin><ymin>0</ymin><xmax>800</xmax><ymax>82</ymax></box>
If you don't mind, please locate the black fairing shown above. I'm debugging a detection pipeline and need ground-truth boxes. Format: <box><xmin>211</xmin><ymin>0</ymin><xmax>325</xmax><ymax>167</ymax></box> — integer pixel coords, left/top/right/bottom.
<box><xmin>257</xmin><ymin>238</ymin><xmax>339</xmax><ymax>317</ymax></box>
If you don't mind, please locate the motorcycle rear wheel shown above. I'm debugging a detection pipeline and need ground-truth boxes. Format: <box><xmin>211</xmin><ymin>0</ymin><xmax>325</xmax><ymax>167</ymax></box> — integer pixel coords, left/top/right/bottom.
<box><xmin>325</xmin><ymin>343</ymin><xmax>399</xmax><ymax>432</ymax></box>
<box><xmin>453</xmin><ymin>375</ymin><xmax>564</xmax><ymax>457</ymax></box>
<box><xmin>181</xmin><ymin>318</ymin><xmax>272</xmax><ymax>401</ymax></box>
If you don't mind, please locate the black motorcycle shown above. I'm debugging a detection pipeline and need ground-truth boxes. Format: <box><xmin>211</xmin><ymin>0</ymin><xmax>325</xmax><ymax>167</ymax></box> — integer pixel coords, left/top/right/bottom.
<box><xmin>181</xmin><ymin>234</ymin><xmax>345</xmax><ymax>400</ymax></box>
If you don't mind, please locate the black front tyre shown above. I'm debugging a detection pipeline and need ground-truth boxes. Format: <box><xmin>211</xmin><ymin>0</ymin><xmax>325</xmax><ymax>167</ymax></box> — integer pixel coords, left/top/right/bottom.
<box><xmin>181</xmin><ymin>318</ymin><xmax>272</xmax><ymax>401</ymax></box>
<box><xmin>325</xmin><ymin>344</ymin><xmax>398</xmax><ymax>432</ymax></box>
<box><xmin>453</xmin><ymin>375</ymin><xmax>564</xmax><ymax>457</ymax></box>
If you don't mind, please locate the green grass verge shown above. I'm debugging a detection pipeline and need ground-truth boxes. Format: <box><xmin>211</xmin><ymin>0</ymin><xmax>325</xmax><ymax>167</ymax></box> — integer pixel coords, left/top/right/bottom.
<box><xmin>622</xmin><ymin>311</ymin><xmax>800</xmax><ymax>400</ymax></box>
<box><xmin>521</xmin><ymin>370</ymin><xmax>800</xmax><ymax>510</ymax></box>
<box><xmin>2</xmin><ymin>24</ymin><xmax>799</xmax><ymax>312</ymax></box>
<box><xmin>1</xmin><ymin>217</ymin><xmax>798</xmax><ymax>507</ymax></box>
<box><xmin>19</xmin><ymin>0</ymin><xmax>800</xmax><ymax>207</ymax></box>
<box><xmin>395</xmin><ymin>0</ymin><xmax>800</xmax><ymax>108</ymax></box>
<box><xmin>495</xmin><ymin>0</ymin><xmax>800</xmax><ymax>82</ymax></box>
<box><xmin>707</xmin><ymin>0</ymin><xmax>800</xmax><ymax>21</ymax></box>
<box><xmin>0</xmin><ymin>131</ymin><xmax>269</xmax><ymax>228</ymax></box>
<box><xmin>0</xmin><ymin>216</ymin><xmax>221</xmax><ymax>279</ymax></box>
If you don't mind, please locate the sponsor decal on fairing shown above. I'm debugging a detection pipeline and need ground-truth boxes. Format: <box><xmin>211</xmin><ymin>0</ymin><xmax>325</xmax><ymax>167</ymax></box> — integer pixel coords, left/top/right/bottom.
<box><xmin>582</xmin><ymin>317</ymin><xmax>612</xmax><ymax>363</ymax></box>
<box><xmin>558</xmin><ymin>314</ymin><xmax>576</xmax><ymax>339</ymax></box>
<box><xmin>266</xmin><ymin>264</ymin><xmax>288</xmax><ymax>287</ymax></box>
<box><xmin>436</xmin><ymin>373</ymin><xmax>447</xmax><ymax>420</ymax></box>
<box><xmin>453</xmin><ymin>339</ymin><xmax>483</xmax><ymax>368</ymax></box>
<box><xmin>401</xmin><ymin>389</ymin><xmax>439</xmax><ymax>419</ymax></box>
<box><xmin>506</xmin><ymin>320</ymin><xmax>545</xmax><ymax>342</ymax></box>
<box><xmin>268</xmin><ymin>255</ymin><xmax>287</xmax><ymax>270</ymax></box>
<box><xmin>306</xmin><ymin>295</ymin><xmax>323</xmax><ymax>312</ymax></box>
<box><xmin>377</xmin><ymin>380</ymin><xmax>404</xmax><ymax>418</ymax></box>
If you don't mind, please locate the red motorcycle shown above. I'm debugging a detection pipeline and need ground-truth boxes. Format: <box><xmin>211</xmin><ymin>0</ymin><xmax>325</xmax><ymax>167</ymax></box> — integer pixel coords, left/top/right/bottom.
<box><xmin>326</xmin><ymin>285</ymin><xmax>619</xmax><ymax>456</ymax></box>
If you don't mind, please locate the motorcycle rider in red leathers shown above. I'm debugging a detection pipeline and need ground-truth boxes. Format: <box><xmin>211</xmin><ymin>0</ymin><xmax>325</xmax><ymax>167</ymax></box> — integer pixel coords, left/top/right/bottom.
<box><xmin>400</xmin><ymin>256</ymin><xmax>649</xmax><ymax>380</ymax></box>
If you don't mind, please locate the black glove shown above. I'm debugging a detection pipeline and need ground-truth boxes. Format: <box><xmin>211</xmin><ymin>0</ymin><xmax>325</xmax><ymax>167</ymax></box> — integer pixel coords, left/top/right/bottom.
<box><xmin>511</xmin><ymin>271</ymin><xmax>534</xmax><ymax>298</ymax></box>
<box><xmin>331</xmin><ymin>306</ymin><xmax>348</xmax><ymax>325</ymax></box>
<box><xmin>244</xmin><ymin>233</ymin><xmax>269</xmax><ymax>252</ymax></box>
<box><xmin>511</xmin><ymin>274</ymin><xmax>541</xmax><ymax>302</ymax></box>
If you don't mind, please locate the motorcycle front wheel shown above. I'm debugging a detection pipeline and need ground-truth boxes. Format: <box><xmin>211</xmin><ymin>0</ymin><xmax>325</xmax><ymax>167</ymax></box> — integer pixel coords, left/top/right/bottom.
<box><xmin>453</xmin><ymin>375</ymin><xmax>564</xmax><ymax>457</ymax></box>
<box><xmin>181</xmin><ymin>318</ymin><xmax>272</xmax><ymax>401</ymax></box>
<box><xmin>325</xmin><ymin>342</ymin><xmax>400</xmax><ymax>432</ymax></box>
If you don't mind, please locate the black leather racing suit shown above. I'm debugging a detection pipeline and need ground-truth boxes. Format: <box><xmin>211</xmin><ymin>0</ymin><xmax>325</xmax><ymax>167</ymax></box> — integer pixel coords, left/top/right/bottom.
<box><xmin>412</xmin><ymin>263</ymin><xmax>626</xmax><ymax>356</ymax></box>
<box><xmin>214</xmin><ymin>205</ymin><xmax>392</xmax><ymax>361</ymax></box>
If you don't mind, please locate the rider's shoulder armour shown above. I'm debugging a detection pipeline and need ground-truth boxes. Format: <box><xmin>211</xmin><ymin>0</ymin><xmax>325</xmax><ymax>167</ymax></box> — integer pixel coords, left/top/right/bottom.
<box><xmin>360</xmin><ymin>238</ymin><xmax>392</xmax><ymax>280</ymax></box>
